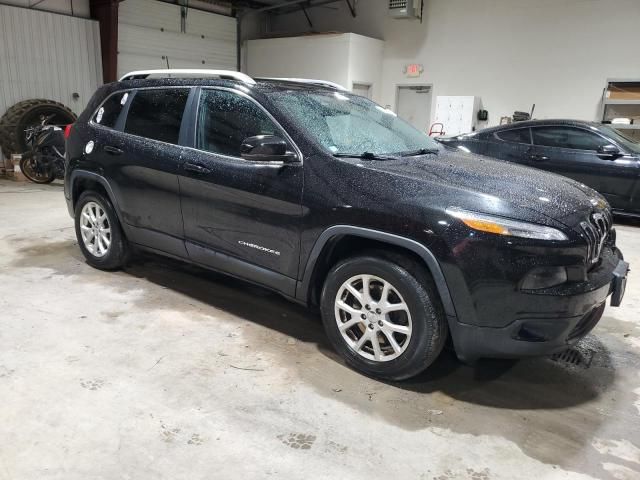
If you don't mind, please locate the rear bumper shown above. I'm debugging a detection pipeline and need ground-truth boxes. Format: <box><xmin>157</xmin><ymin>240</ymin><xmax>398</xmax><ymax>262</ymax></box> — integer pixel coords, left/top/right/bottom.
<box><xmin>450</xmin><ymin>252</ymin><xmax>629</xmax><ymax>362</ymax></box>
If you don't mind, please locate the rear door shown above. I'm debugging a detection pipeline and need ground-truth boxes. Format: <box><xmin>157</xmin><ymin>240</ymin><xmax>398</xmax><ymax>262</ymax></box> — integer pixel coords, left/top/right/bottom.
<box><xmin>179</xmin><ymin>87</ymin><xmax>303</xmax><ymax>295</ymax></box>
<box><xmin>94</xmin><ymin>87</ymin><xmax>192</xmax><ymax>257</ymax></box>
<box><xmin>484</xmin><ymin>127</ymin><xmax>532</xmax><ymax>165</ymax></box>
<box><xmin>529</xmin><ymin>126</ymin><xmax>639</xmax><ymax>211</ymax></box>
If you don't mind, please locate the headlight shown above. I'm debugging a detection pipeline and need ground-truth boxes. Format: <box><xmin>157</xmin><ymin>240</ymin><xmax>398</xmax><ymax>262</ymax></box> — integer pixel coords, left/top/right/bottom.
<box><xmin>446</xmin><ymin>208</ymin><xmax>569</xmax><ymax>241</ymax></box>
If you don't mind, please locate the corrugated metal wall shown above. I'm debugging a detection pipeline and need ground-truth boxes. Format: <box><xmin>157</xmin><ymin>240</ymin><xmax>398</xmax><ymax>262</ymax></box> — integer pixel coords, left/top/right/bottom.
<box><xmin>118</xmin><ymin>0</ymin><xmax>236</xmax><ymax>78</ymax></box>
<box><xmin>0</xmin><ymin>4</ymin><xmax>102</xmax><ymax>116</ymax></box>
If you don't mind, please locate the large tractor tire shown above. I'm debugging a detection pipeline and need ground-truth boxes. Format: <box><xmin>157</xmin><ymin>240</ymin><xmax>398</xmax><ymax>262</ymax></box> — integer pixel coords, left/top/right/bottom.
<box><xmin>0</xmin><ymin>99</ymin><xmax>76</xmax><ymax>157</ymax></box>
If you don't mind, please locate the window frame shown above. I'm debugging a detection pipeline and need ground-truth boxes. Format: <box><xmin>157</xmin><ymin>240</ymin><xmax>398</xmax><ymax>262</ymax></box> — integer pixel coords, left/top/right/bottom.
<box><xmin>89</xmin><ymin>86</ymin><xmax>194</xmax><ymax>148</ymax></box>
<box><xmin>493</xmin><ymin>127</ymin><xmax>532</xmax><ymax>145</ymax></box>
<box><xmin>530</xmin><ymin>125</ymin><xmax>621</xmax><ymax>153</ymax></box>
<box><xmin>187</xmin><ymin>86</ymin><xmax>303</xmax><ymax>164</ymax></box>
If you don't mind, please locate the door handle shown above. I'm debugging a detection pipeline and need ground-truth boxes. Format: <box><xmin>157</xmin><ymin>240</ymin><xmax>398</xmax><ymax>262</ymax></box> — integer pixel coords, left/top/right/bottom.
<box><xmin>184</xmin><ymin>162</ymin><xmax>211</xmax><ymax>175</ymax></box>
<box><xmin>104</xmin><ymin>145</ymin><xmax>123</xmax><ymax>155</ymax></box>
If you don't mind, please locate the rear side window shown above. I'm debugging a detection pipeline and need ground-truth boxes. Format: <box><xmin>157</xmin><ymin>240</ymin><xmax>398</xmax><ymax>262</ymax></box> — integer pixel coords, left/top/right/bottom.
<box><xmin>532</xmin><ymin>127</ymin><xmax>607</xmax><ymax>151</ymax></box>
<box><xmin>124</xmin><ymin>88</ymin><xmax>190</xmax><ymax>144</ymax></box>
<box><xmin>495</xmin><ymin>128</ymin><xmax>531</xmax><ymax>144</ymax></box>
<box><xmin>93</xmin><ymin>91</ymin><xmax>129</xmax><ymax>128</ymax></box>
<box><xmin>196</xmin><ymin>89</ymin><xmax>279</xmax><ymax>157</ymax></box>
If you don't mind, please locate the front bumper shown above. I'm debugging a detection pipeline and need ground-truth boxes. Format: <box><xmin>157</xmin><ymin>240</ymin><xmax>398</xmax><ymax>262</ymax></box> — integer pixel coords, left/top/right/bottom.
<box><xmin>449</xmin><ymin>249</ymin><xmax>629</xmax><ymax>362</ymax></box>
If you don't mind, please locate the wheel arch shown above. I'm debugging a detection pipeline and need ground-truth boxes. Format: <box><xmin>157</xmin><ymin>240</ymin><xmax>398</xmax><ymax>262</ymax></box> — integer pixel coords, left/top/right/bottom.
<box><xmin>69</xmin><ymin>170</ymin><xmax>124</xmax><ymax>225</ymax></box>
<box><xmin>296</xmin><ymin>226</ymin><xmax>457</xmax><ymax>321</ymax></box>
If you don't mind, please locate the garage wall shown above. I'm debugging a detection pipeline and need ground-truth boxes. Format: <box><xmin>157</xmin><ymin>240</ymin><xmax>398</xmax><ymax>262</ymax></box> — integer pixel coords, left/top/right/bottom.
<box><xmin>118</xmin><ymin>0</ymin><xmax>236</xmax><ymax>79</ymax></box>
<box><xmin>0</xmin><ymin>4</ymin><xmax>102</xmax><ymax>116</ymax></box>
<box><xmin>347</xmin><ymin>34</ymin><xmax>384</xmax><ymax>100</ymax></box>
<box><xmin>268</xmin><ymin>0</ymin><xmax>640</xmax><ymax>126</ymax></box>
<box><xmin>247</xmin><ymin>34</ymin><xmax>351</xmax><ymax>87</ymax></box>
<box><xmin>0</xmin><ymin>0</ymin><xmax>90</xmax><ymax>18</ymax></box>
<box><xmin>246</xmin><ymin>33</ymin><xmax>383</xmax><ymax>98</ymax></box>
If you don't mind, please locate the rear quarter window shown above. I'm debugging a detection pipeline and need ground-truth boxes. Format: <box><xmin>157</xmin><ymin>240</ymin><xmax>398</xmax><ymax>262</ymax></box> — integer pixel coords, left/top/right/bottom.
<box><xmin>495</xmin><ymin>128</ymin><xmax>531</xmax><ymax>144</ymax></box>
<box><xmin>93</xmin><ymin>91</ymin><xmax>130</xmax><ymax>128</ymax></box>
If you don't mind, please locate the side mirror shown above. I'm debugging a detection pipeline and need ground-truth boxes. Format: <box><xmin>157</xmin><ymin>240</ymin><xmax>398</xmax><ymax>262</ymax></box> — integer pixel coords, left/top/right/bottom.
<box><xmin>240</xmin><ymin>135</ymin><xmax>297</xmax><ymax>162</ymax></box>
<box><xmin>597</xmin><ymin>144</ymin><xmax>621</xmax><ymax>159</ymax></box>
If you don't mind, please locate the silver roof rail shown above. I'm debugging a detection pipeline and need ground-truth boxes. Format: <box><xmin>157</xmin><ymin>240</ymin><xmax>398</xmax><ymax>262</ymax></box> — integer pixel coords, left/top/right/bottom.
<box><xmin>119</xmin><ymin>69</ymin><xmax>256</xmax><ymax>85</ymax></box>
<box><xmin>255</xmin><ymin>77</ymin><xmax>347</xmax><ymax>91</ymax></box>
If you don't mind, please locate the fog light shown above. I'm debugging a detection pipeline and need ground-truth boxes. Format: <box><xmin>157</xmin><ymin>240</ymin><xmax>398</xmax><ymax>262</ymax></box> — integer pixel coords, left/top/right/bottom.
<box><xmin>521</xmin><ymin>266</ymin><xmax>568</xmax><ymax>290</ymax></box>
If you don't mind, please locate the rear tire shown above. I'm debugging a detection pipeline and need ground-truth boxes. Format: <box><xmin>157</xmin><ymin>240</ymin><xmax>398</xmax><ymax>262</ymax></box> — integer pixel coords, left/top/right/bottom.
<box><xmin>74</xmin><ymin>191</ymin><xmax>128</xmax><ymax>270</ymax></box>
<box><xmin>320</xmin><ymin>254</ymin><xmax>448</xmax><ymax>381</ymax></box>
<box><xmin>0</xmin><ymin>99</ymin><xmax>76</xmax><ymax>156</ymax></box>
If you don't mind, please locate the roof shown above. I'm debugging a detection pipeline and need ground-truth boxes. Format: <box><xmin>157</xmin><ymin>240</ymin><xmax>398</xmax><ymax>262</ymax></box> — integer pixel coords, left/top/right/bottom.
<box><xmin>479</xmin><ymin>119</ymin><xmax>600</xmax><ymax>134</ymax></box>
<box><xmin>114</xmin><ymin>69</ymin><xmax>346</xmax><ymax>93</ymax></box>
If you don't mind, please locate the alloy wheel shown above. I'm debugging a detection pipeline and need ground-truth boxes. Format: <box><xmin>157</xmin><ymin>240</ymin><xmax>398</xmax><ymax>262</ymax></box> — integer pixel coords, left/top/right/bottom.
<box><xmin>334</xmin><ymin>274</ymin><xmax>412</xmax><ymax>362</ymax></box>
<box><xmin>80</xmin><ymin>201</ymin><xmax>111</xmax><ymax>258</ymax></box>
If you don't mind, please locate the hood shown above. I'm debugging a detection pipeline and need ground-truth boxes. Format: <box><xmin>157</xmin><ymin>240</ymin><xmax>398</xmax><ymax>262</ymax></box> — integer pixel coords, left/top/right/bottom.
<box><xmin>364</xmin><ymin>148</ymin><xmax>607</xmax><ymax>228</ymax></box>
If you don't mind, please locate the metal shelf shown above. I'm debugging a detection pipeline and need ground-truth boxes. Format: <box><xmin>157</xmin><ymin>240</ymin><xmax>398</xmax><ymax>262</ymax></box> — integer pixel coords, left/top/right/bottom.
<box><xmin>609</xmin><ymin>124</ymin><xmax>640</xmax><ymax>130</ymax></box>
<box><xmin>604</xmin><ymin>99</ymin><xmax>640</xmax><ymax>105</ymax></box>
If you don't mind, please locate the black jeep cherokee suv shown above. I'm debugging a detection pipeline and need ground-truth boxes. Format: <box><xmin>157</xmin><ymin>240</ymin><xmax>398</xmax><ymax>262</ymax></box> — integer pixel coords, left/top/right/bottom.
<box><xmin>64</xmin><ymin>70</ymin><xmax>629</xmax><ymax>380</ymax></box>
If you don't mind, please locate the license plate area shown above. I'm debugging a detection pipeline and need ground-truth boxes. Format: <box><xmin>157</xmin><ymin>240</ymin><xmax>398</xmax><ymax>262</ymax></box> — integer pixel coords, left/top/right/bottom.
<box><xmin>611</xmin><ymin>260</ymin><xmax>629</xmax><ymax>307</ymax></box>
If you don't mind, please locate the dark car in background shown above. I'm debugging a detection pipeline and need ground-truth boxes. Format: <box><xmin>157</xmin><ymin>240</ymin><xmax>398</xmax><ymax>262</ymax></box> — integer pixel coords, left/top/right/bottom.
<box><xmin>437</xmin><ymin>120</ymin><xmax>640</xmax><ymax>217</ymax></box>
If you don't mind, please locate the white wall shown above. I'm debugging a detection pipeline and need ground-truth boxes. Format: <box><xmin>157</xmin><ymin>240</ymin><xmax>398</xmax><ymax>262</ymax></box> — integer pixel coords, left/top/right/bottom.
<box><xmin>246</xmin><ymin>34</ymin><xmax>352</xmax><ymax>88</ymax></box>
<box><xmin>246</xmin><ymin>33</ymin><xmax>383</xmax><ymax>98</ymax></box>
<box><xmin>268</xmin><ymin>0</ymin><xmax>640</xmax><ymax>126</ymax></box>
<box><xmin>347</xmin><ymin>34</ymin><xmax>384</xmax><ymax>100</ymax></box>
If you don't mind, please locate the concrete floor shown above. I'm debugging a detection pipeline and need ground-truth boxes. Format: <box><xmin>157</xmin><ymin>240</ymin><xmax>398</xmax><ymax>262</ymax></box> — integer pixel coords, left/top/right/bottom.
<box><xmin>1</xmin><ymin>179</ymin><xmax>639</xmax><ymax>480</ymax></box>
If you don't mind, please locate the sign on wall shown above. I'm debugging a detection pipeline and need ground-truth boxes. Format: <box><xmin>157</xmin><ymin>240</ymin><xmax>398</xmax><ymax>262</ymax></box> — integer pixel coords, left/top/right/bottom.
<box><xmin>403</xmin><ymin>64</ymin><xmax>424</xmax><ymax>78</ymax></box>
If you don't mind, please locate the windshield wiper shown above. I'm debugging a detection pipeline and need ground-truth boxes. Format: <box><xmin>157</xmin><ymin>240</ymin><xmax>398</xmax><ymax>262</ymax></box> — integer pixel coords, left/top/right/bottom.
<box><xmin>397</xmin><ymin>148</ymin><xmax>439</xmax><ymax>157</ymax></box>
<box><xmin>333</xmin><ymin>151</ymin><xmax>398</xmax><ymax>161</ymax></box>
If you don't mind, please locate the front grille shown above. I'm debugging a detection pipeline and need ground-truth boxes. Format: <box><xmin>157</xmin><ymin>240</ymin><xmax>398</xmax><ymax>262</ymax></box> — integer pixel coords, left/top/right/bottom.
<box><xmin>580</xmin><ymin>209</ymin><xmax>613</xmax><ymax>266</ymax></box>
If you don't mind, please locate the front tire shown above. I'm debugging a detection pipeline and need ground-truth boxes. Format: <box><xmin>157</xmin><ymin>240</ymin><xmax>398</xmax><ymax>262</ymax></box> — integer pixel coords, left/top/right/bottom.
<box><xmin>74</xmin><ymin>191</ymin><xmax>128</xmax><ymax>270</ymax></box>
<box><xmin>320</xmin><ymin>254</ymin><xmax>448</xmax><ymax>381</ymax></box>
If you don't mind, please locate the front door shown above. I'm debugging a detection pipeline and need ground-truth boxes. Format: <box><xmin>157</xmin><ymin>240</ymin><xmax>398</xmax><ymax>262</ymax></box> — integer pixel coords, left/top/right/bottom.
<box><xmin>529</xmin><ymin>126</ymin><xmax>640</xmax><ymax>211</ymax></box>
<box><xmin>179</xmin><ymin>88</ymin><xmax>303</xmax><ymax>294</ymax></box>
<box><xmin>396</xmin><ymin>85</ymin><xmax>432</xmax><ymax>134</ymax></box>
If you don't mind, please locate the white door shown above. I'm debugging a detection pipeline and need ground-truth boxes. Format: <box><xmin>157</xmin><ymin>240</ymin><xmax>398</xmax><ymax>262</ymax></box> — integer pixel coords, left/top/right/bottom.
<box><xmin>396</xmin><ymin>85</ymin><xmax>432</xmax><ymax>134</ymax></box>
<box><xmin>117</xmin><ymin>0</ymin><xmax>236</xmax><ymax>78</ymax></box>
<box><xmin>352</xmin><ymin>83</ymin><xmax>372</xmax><ymax>99</ymax></box>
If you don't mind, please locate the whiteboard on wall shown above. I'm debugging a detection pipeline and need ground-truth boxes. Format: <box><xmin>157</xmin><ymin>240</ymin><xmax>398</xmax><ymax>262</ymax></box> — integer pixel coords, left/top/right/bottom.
<box><xmin>433</xmin><ymin>96</ymin><xmax>481</xmax><ymax>136</ymax></box>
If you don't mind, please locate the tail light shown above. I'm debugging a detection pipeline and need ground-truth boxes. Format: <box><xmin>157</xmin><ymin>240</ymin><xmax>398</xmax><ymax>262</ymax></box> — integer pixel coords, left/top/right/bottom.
<box><xmin>64</xmin><ymin>124</ymin><xmax>73</xmax><ymax>139</ymax></box>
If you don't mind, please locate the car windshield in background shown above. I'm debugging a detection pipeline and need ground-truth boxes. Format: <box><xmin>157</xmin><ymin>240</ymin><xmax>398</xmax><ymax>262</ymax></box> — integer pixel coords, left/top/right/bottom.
<box><xmin>268</xmin><ymin>90</ymin><xmax>439</xmax><ymax>157</ymax></box>
<box><xmin>597</xmin><ymin>125</ymin><xmax>640</xmax><ymax>154</ymax></box>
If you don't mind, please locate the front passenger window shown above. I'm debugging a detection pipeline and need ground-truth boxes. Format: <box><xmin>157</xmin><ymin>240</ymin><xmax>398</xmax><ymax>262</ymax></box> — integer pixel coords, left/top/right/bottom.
<box><xmin>532</xmin><ymin>127</ymin><xmax>606</xmax><ymax>151</ymax></box>
<box><xmin>196</xmin><ymin>89</ymin><xmax>279</xmax><ymax>157</ymax></box>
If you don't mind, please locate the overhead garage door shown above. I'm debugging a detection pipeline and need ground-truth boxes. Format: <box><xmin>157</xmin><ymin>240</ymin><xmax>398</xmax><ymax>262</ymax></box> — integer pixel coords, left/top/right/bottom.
<box><xmin>118</xmin><ymin>0</ymin><xmax>236</xmax><ymax>79</ymax></box>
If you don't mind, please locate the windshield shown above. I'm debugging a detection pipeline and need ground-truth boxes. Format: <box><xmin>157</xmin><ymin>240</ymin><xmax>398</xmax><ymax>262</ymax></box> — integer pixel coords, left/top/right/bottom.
<box><xmin>268</xmin><ymin>89</ymin><xmax>439</xmax><ymax>156</ymax></box>
<box><xmin>597</xmin><ymin>125</ymin><xmax>640</xmax><ymax>154</ymax></box>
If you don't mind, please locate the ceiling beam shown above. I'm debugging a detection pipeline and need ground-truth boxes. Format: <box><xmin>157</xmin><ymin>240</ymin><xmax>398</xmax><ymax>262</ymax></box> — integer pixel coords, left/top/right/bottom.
<box><xmin>243</xmin><ymin>0</ymin><xmax>343</xmax><ymax>16</ymax></box>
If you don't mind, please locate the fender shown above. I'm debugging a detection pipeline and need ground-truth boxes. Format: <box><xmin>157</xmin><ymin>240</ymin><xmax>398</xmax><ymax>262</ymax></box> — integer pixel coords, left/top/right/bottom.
<box><xmin>295</xmin><ymin>225</ymin><xmax>458</xmax><ymax>321</ymax></box>
<box><xmin>68</xmin><ymin>170</ymin><xmax>125</xmax><ymax>225</ymax></box>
